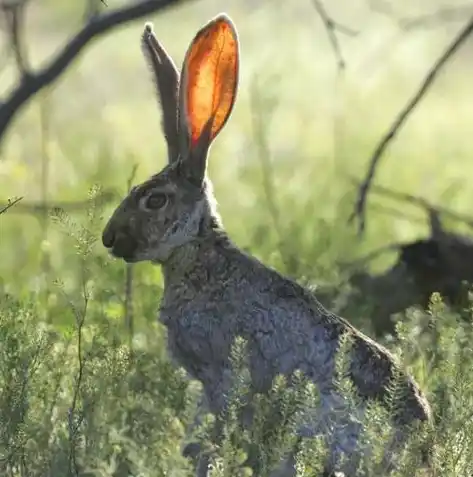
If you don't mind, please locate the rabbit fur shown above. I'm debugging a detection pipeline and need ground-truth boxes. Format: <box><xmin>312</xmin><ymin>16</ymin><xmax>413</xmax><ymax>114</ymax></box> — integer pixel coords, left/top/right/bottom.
<box><xmin>102</xmin><ymin>13</ymin><xmax>433</xmax><ymax>477</ymax></box>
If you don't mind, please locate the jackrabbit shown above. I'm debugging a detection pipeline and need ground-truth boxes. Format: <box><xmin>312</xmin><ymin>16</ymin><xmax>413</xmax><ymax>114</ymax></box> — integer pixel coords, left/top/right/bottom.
<box><xmin>102</xmin><ymin>14</ymin><xmax>433</xmax><ymax>476</ymax></box>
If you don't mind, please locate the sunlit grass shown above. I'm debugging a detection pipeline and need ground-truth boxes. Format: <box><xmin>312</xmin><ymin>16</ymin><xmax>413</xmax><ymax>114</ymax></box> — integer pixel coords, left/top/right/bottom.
<box><xmin>1</xmin><ymin>3</ymin><xmax>473</xmax><ymax>475</ymax></box>
<box><xmin>1</xmin><ymin>0</ymin><xmax>473</xmax><ymax>296</ymax></box>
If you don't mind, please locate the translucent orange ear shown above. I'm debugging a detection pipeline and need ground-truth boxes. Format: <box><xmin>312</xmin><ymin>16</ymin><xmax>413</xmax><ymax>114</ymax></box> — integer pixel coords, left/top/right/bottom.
<box><xmin>181</xmin><ymin>14</ymin><xmax>239</xmax><ymax>148</ymax></box>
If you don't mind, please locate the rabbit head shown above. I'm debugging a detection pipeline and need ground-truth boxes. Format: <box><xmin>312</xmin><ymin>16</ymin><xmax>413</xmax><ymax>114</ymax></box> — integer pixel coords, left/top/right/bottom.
<box><xmin>102</xmin><ymin>14</ymin><xmax>239</xmax><ymax>263</ymax></box>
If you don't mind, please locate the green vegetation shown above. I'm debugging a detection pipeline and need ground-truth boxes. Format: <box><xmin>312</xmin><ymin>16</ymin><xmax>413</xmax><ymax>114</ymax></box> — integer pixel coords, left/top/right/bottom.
<box><xmin>1</xmin><ymin>1</ymin><xmax>473</xmax><ymax>475</ymax></box>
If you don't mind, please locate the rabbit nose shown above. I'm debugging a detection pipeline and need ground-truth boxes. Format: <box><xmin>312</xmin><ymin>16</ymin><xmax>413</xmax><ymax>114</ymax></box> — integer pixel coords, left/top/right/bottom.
<box><xmin>102</xmin><ymin>227</ymin><xmax>115</xmax><ymax>248</ymax></box>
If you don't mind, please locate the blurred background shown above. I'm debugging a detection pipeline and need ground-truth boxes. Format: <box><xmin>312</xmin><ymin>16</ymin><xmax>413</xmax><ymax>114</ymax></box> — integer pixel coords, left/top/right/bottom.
<box><xmin>2</xmin><ymin>0</ymin><xmax>473</xmax><ymax>288</ymax></box>
<box><xmin>1</xmin><ymin>1</ymin><xmax>473</xmax><ymax>475</ymax></box>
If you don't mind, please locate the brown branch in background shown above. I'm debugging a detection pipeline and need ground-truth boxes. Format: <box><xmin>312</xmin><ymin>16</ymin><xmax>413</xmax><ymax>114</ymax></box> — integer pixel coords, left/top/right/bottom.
<box><xmin>0</xmin><ymin>195</ymin><xmax>22</xmax><ymax>214</ymax></box>
<box><xmin>84</xmin><ymin>0</ymin><xmax>105</xmax><ymax>22</ymax></box>
<box><xmin>366</xmin><ymin>0</ymin><xmax>396</xmax><ymax>18</ymax></box>
<box><xmin>65</xmin><ymin>279</ymin><xmax>89</xmax><ymax>477</ymax></box>
<box><xmin>365</xmin><ymin>201</ymin><xmax>422</xmax><ymax>223</ymax></box>
<box><xmin>0</xmin><ymin>0</ymin><xmax>30</xmax><ymax>77</ymax></box>
<box><xmin>310</xmin><ymin>0</ymin><xmax>357</xmax><ymax>205</ymax></box>
<box><xmin>399</xmin><ymin>5</ymin><xmax>473</xmax><ymax>31</ymax></box>
<box><xmin>310</xmin><ymin>0</ymin><xmax>358</xmax><ymax>70</ymax></box>
<box><xmin>337</xmin><ymin>242</ymin><xmax>404</xmax><ymax>272</ymax></box>
<box><xmin>0</xmin><ymin>43</ymin><xmax>12</xmax><ymax>76</ymax></box>
<box><xmin>0</xmin><ymin>0</ymin><xmax>193</xmax><ymax>149</ymax></box>
<box><xmin>0</xmin><ymin>189</ymin><xmax>116</xmax><ymax>214</ymax></box>
<box><xmin>122</xmin><ymin>164</ymin><xmax>138</xmax><ymax>477</ymax></box>
<box><xmin>368</xmin><ymin>1</ymin><xmax>473</xmax><ymax>31</ymax></box>
<box><xmin>124</xmin><ymin>164</ymin><xmax>138</xmax><ymax>351</ymax></box>
<box><xmin>366</xmin><ymin>182</ymin><xmax>473</xmax><ymax>230</ymax></box>
<box><xmin>350</xmin><ymin>15</ymin><xmax>473</xmax><ymax>236</ymax></box>
<box><xmin>249</xmin><ymin>77</ymin><xmax>291</xmax><ymax>271</ymax></box>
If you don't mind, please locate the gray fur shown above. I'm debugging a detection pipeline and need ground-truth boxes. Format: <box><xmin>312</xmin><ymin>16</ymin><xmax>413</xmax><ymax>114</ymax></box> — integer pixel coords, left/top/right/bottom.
<box><xmin>102</xmin><ymin>14</ymin><xmax>432</xmax><ymax>477</ymax></box>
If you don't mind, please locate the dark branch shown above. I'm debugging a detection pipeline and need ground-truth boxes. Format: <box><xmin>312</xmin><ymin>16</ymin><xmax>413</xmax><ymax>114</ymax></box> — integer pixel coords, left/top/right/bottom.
<box><xmin>399</xmin><ymin>5</ymin><xmax>473</xmax><ymax>31</ymax></box>
<box><xmin>337</xmin><ymin>242</ymin><xmax>404</xmax><ymax>271</ymax></box>
<box><xmin>427</xmin><ymin>206</ymin><xmax>444</xmax><ymax>239</ymax></box>
<box><xmin>84</xmin><ymin>0</ymin><xmax>105</xmax><ymax>22</ymax></box>
<box><xmin>367</xmin><ymin>1</ymin><xmax>473</xmax><ymax>31</ymax></box>
<box><xmin>333</xmin><ymin>22</ymin><xmax>358</xmax><ymax>37</ymax></box>
<box><xmin>350</xmin><ymin>15</ymin><xmax>473</xmax><ymax>235</ymax></box>
<box><xmin>0</xmin><ymin>195</ymin><xmax>22</xmax><ymax>214</ymax></box>
<box><xmin>0</xmin><ymin>0</ymin><xmax>30</xmax><ymax>77</ymax></box>
<box><xmin>366</xmin><ymin>201</ymin><xmax>421</xmax><ymax>223</ymax></box>
<box><xmin>0</xmin><ymin>0</ymin><xmax>192</xmax><ymax>148</ymax></box>
<box><xmin>0</xmin><ymin>190</ymin><xmax>116</xmax><ymax>214</ymax></box>
<box><xmin>310</xmin><ymin>0</ymin><xmax>357</xmax><ymax>71</ymax></box>
<box><xmin>124</xmin><ymin>164</ymin><xmax>138</xmax><ymax>349</ymax></box>
<box><xmin>366</xmin><ymin>0</ymin><xmax>396</xmax><ymax>19</ymax></box>
<box><xmin>362</xmin><ymin>181</ymin><xmax>473</xmax><ymax>231</ymax></box>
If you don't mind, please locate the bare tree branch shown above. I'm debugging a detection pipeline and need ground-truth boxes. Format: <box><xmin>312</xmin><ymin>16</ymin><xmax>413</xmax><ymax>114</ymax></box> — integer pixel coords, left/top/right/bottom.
<box><xmin>0</xmin><ymin>0</ymin><xmax>30</xmax><ymax>77</ymax></box>
<box><xmin>0</xmin><ymin>0</ymin><xmax>193</xmax><ymax>149</ymax></box>
<box><xmin>366</xmin><ymin>0</ymin><xmax>396</xmax><ymax>19</ymax></box>
<box><xmin>83</xmin><ymin>0</ymin><xmax>105</xmax><ymax>22</ymax></box>
<box><xmin>399</xmin><ymin>5</ymin><xmax>473</xmax><ymax>31</ymax></box>
<box><xmin>337</xmin><ymin>241</ymin><xmax>404</xmax><ymax>271</ymax></box>
<box><xmin>359</xmin><ymin>181</ymin><xmax>473</xmax><ymax>230</ymax></box>
<box><xmin>124</xmin><ymin>164</ymin><xmax>138</xmax><ymax>350</ymax></box>
<box><xmin>350</xmin><ymin>15</ymin><xmax>473</xmax><ymax>235</ymax></box>
<box><xmin>366</xmin><ymin>201</ymin><xmax>421</xmax><ymax>223</ymax></box>
<box><xmin>368</xmin><ymin>1</ymin><xmax>473</xmax><ymax>30</ymax></box>
<box><xmin>0</xmin><ymin>195</ymin><xmax>22</xmax><ymax>214</ymax></box>
<box><xmin>0</xmin><ymin>189</ymin><xmax>116</xmax><ymax>214</ymax></box>
<box><xmin>310</xmin><ymin>0</ymin><xmax>358</xmax><ymax>70</ymax></box>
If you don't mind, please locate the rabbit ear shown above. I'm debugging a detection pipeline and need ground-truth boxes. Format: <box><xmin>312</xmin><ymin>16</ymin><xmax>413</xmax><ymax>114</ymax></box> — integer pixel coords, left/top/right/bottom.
<box><xmin>178</xmin><ymin>14</ymin><xmax>239</xmax><ymax>185</ymax></box>
<box><xmin>142</xmin><ymin>23</ymin><xmax>180</xmax><ymax>163</ymax></box>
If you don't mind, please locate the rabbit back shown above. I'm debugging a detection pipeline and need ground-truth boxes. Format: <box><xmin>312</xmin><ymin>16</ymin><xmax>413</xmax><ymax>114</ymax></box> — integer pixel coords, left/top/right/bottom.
<box><xmin>160</xmin><ymin>236</ymin><xmax>431</xmax><ymax>459</ymax></box>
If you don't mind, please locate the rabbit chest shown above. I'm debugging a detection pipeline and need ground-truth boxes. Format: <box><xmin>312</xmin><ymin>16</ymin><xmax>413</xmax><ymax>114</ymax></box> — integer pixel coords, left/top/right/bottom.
<box><xmin>159</xmin><ymin>292</ymin><xmax>240</xmax><ymax>413</ymax></box>
<box><xmin>159</xmin><ymin>283</ymin><xmax>337</xmax><ymax>405</ymax></box>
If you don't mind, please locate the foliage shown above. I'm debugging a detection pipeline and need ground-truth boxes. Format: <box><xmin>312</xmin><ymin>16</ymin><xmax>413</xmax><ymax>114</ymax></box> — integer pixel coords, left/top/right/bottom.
<box><xmin>2</xmin><ymin>191</ymin><xmax>473</xmax><ymax>476</ymax></box>
<box><xmin>2</xmin><ymin>0</ymin><xmax>473</xmax><ymax>475</ymax></box>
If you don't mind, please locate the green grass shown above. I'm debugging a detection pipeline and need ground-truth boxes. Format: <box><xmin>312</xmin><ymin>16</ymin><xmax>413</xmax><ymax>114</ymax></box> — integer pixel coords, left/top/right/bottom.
<box><xmin>1</xmin><ymin>1</ymin><xmax>473</xmax><ymax>475</ymax></box>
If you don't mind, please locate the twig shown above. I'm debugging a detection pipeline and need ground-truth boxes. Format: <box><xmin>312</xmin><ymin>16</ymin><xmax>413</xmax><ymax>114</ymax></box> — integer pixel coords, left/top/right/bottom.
<box><xmin>310</xmin><ymin>0</ymin><xmax>357</xmax><ymax>70</ymax></box>
<box><xmin>84</xmin><ymin>0</ymin><xmax>104</xmax><ymax>21</ymax></box>
<box><xmin>399</xmin><ymin>5</ymin><xmax>473</xmax><ymax>31</ymax></box>
<box><xmin>366</xmin><ymin>0</ymin><xmax>397</xmax><ymax>19</ymax></box>
<box><xmin>367</xmin><ymin>1</ymin><xmax>473</xmax><ymax>31</ymax></box>
<box><xmin>365</xmin><ymin>182</ymin><xmax>473</xmax><ymax>230</ymax></box>
<box><xmin>0</xmin><ymin>195</ymin><xmax>22</xmax><ymax>214</ymax></box>
<box><xmin>367</xmin><ymin>201</ymin><xmax>422</xmax><ymax>223</ymax></box>
<box><xmin>0</xmin><ymin>0</ymin><xmax>193</xmax><ymax>148</ymax></box>
<box><xmin>249</xmin><ymin>77</ymin><xmax>291</xmax><ymax>271</ymax></box>
<box><xmin>124</xmin><ymin>164</ymin><xmax>138</xmax><ymax>351</ymax></box>
<box><xmin>337</xmin><ymin>242</ymin><xmax>405</xmax><ymax>272</ymax></box>
<box><xmin>0</xmin><ymin>0</ymin><xmax>30</xmax><ymax>77</ymax></box>
<box><xmin>350</xmin><ymin>15</ymin><xmax>473</xmax><ymax>235</ymax></box>
<box><xmin>310</xmin><ymin>0</ymin><xmax>356</xmax><ymax>193</ymax></box>
<box><xmin>0</xmin><ymin>189</ymin><xmax>116</xmax><ymax>213</ymax></box>
<box><xmin>60</xmin><ymin>281</ymin><xmax>88</xmax><ymax>476</ymax></box>
<box><xmin>66</xmin><ymin>244</ymin><xmax>94</xmax><ymax>476</ymax></box>
<box><xmin>38</xmin><ymin>92</ymin><xmax>52</xmax><ymax>301</ymax></box>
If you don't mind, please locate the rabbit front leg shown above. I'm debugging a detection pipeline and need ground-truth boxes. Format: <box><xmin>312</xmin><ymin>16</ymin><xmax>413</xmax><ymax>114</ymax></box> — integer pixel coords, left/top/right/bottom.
<box><xmin>187</xmin><ymin>403</ymin><xmax>250</xmax><ymax>477</ymax></box>
<box><xmin>181</xmin><ymin>395</ymin><xmax>224</xmax><ymax>463</ymax></box>
<box><xmin>185</xmin><ymin>385</ymin><xmax>260</xmax><ymax>476</ymax></box>
<box><xmin>181</xmin><ymin>366</ymin><xmax>236</xmax><ymax>476</ymax></box>
<box><xmin>181</xmin><ymin>394</ymin><xmax>209</xmax><ymax>460</ymax></box>
<box><xmin>188</xmin><ymin>401</ymin><xmax>256</xmax><ymax>476</ymax></box>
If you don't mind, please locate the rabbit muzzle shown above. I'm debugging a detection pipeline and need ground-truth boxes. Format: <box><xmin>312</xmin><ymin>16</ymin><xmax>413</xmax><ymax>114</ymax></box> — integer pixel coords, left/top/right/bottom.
<box><xmin>102</xmin><ymin>225</ymin><xmax>139</xmax><ymax>263</ymax></box>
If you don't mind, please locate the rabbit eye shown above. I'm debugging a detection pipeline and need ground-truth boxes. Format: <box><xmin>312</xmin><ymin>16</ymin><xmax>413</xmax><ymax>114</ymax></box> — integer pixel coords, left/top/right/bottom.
<box><xmin>145</xmin><ymin>192</ymin><xmax>168</xmax><ymax>210</ymax></box>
